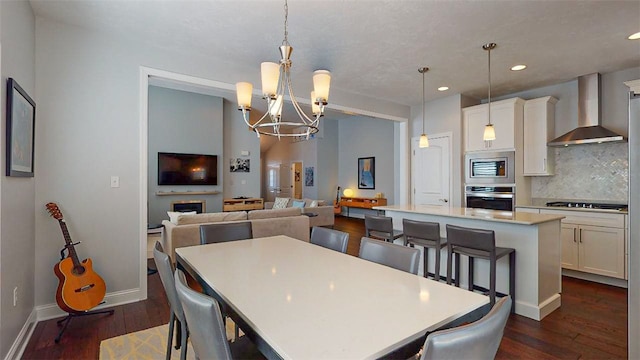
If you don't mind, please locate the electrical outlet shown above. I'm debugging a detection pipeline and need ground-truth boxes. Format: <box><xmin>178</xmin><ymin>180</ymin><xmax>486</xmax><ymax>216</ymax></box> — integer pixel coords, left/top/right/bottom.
<box><xmin>13</xmin><ymin>287</ymin><xmax>18</xmax><ymax>307</ymax></box>
<box><xmin>110</xmin><ymin>176</ymin><xmax>120</xmax><ymax>188</ymax></box>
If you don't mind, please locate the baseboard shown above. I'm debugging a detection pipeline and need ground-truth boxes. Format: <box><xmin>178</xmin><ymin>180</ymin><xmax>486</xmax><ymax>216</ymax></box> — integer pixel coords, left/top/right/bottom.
<box><xmin>562</xmin><ymin>269</ymin><xmax>628</xmax><ymax>288</ymax></box>
<box><xmin>3</xmin><ymin>309</ymin><xmax>37</xmax><ymax>360</ymax></box>
<box><xmin>36</xmin><ymin>287</ymin><xmax>144</xmax><ymax>321</ymax></box>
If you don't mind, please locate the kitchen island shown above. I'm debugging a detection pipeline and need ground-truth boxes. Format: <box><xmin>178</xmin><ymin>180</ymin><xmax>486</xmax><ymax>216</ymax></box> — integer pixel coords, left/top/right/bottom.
<box><xmin>373</xmin><ymin>204</ymin><xmax>565</xmax><ymax>321</ymax></box>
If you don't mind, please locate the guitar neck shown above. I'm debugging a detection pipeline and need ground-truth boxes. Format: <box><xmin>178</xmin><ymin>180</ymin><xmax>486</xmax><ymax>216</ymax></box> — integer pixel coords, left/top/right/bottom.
<box><xmin>58</xmin><ymin>220</ymin><xmax>81</xmax><ymax>267</ymax></box>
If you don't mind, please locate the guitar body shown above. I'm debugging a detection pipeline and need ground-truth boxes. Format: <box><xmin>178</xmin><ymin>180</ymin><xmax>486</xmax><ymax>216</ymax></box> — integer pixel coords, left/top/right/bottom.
<box><xmin>54</xmin><ymin>257</ymin><xmax>106</xmax><ymax>313</ymax></box>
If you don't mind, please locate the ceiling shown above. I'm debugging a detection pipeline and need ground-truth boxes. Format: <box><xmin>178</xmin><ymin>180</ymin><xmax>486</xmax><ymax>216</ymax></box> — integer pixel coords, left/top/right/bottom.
<box><xmin>29</xmin><ymin>0</ymin><xmax>640</xmax><ymax>108</ymax></box>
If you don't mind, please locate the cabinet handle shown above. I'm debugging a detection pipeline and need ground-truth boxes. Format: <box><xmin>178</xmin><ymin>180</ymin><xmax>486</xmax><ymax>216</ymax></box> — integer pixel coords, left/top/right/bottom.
<box><xmin>574</xmin><ymin>228</ymin><xmax>577</xmax><ymax>243</ymax></box>
<box><xmin>543</xmin><ymin>158</ymin><xmax>546</xmax><ymax>172</ymax></box>
<box><xmin>579</xmin><ymin>228</ymin><xmax>582</xmax><ymax>243</ymax></box>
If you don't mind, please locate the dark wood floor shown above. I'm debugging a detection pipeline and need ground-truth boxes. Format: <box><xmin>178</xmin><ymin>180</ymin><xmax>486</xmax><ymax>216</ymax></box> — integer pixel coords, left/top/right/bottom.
<box><xmin>22</xmin><ymin>216</ymin><xmax>627</xmax><ymax>359</ymax></box>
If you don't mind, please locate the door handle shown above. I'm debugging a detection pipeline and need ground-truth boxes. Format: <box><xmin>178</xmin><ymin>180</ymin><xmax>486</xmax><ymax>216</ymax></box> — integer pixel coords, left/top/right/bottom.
<box><xmin>439</xmin><ymin>199</ymin><xmax>449</xmax><ymax>203</ymax></box>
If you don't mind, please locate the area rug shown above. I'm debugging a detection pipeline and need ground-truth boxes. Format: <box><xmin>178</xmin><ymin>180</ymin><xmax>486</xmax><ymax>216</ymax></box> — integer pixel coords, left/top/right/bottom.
<box><xmin>99</xmin><ymin>320</ymin><xmax>239</xmax><ymax>359</ymax></box>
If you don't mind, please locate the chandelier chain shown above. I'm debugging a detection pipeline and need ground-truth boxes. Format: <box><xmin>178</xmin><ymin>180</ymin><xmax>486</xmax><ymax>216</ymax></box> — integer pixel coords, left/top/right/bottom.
<box><xmin>283</xmin><ymin>0</ymin><xmax>289</xmax><ymax>45</ymax></box>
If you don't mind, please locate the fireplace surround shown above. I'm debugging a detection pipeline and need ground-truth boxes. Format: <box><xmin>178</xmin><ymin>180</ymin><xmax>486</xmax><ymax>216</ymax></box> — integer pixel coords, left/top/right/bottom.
<box><xmin>171</xmin><ymin>200</ymin><xmax>205</xmax><ymax>213</ymax></box>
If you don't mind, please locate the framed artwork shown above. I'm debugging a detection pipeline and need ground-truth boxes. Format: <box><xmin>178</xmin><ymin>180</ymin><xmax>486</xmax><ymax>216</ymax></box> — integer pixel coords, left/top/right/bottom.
<box><xmin>230</xmin><ymin>158</ymin><xmax>250</xmax><ymax>172</ymax></box>
<box><xmin>6</xmin><ymin>78</ymin><xmax>36</xmax><ymax>177</ymax></box>
<box><xmin>358</xmin><ymin>157</ymin><xmax>375</xmax><ymax>189</ymax></box>
<box><xmin>304</xmin><ymin>166</ymin><xmax>314</xmax><ymax>186</ymax></box>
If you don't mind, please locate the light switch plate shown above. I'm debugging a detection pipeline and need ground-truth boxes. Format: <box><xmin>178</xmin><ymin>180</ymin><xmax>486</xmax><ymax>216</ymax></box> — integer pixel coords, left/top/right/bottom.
<box><xmin>111</xmin><ymin>176</ymin><xmax>120</xmax><ymax>188</ymax></box>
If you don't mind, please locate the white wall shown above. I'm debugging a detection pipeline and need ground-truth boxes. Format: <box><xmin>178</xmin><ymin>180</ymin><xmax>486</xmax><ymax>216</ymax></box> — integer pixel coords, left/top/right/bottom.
<box><xmin>316</xmin><ymin>119</ymin><xmax>339</xmax><ymax>203</ymax></box>
<box><xmin>338</xmin><ymin>116</ymin><xmax>395</xmax><ymax>217</ymax></box>
<box><xmin>148</xmin><ymin>86</ymin><xmax>224</xmax><ymax>224</ymax></box>
<box><xmin>1</xmin><ymin>1</ymin><xmax>35</xmax><ymax>358</ymax></box>
<box><xmin>33</xmin><ymin>17</ymin><xmax>407</xmax><ymax>310</ymax></box>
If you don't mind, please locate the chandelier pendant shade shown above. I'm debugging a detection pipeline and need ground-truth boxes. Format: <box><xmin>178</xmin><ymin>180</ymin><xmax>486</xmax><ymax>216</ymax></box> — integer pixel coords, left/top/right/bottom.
<box><xmin>235</xmin><ymin>0</ymin><xmax>331</xmax><ymax>140</ymax></box>
<box><xmin>483</xmin><ymin>42</ymin><xmax>497</xmax><ymax>141</ymax></box>
<box><xmin>418</xmin><ymin>67</ymin><xmax>429</xmax><ymax>148</ymax></box>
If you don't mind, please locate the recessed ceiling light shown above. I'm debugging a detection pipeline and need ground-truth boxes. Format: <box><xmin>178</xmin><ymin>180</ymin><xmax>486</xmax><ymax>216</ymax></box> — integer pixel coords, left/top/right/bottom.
<box><xmin>438</xmin><ymin>86</ymin><xmax>449</xmax><ymax>91</ymax></box>
<box><xmin>511</xmin><ymin>64</ymin><xmax>527</xmax><ymax>71</ymax></box>
<box><xmin>629</xmin><ymin>32</ymin><xmax>640</xmax><ymax>40</ymax></box>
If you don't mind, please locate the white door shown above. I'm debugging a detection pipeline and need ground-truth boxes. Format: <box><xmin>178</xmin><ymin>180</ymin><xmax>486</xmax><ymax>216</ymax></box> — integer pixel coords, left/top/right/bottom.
<box><xmin>266</xmin><ymin>164</ymin><xmax>291</xmax><ymax>202</ymax></box>
<box><xmin>412</xmin><ymin>133</ymin><xmax>451</xmax><ymax>207</ymax></box>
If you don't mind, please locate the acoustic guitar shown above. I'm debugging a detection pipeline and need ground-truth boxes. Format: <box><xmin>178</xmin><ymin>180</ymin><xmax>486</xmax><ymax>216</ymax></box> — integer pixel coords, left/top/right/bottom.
<box><xmin>46</xmin><ymin>202</ymin><xmax>106</xmax><ymax>313</ymax></box>
<box><xmin>333</xmin><ymin>186</ymin><xmax>342</xmax><ymax>214</ymax></box>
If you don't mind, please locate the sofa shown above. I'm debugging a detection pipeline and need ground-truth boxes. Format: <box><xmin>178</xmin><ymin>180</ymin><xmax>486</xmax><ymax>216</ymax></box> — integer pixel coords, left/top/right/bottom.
<box><xmin>264</xmin><ymin>198</ymin><xmax>334</xmax><ymax>228</ymax></box>
<box><xmin>161</xmin><ymin>207</ymin><xmax>309</xmax><ymax>262</ymax></box>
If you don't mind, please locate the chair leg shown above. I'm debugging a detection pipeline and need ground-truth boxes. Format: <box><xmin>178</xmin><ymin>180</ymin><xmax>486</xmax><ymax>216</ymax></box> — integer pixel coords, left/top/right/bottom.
<box><xmin>446</xmin><ymin>246</ymin><xmax>453</xmax><ymax>285</ymax></box>
<box><xmin>434</xmin><ymin>246</ymin><xmax>441</xmax><ymax>281</ymax></box>
<box><xmin>423</xmin><ymin>247</ymin><xmax>429</xmax><ymax>279</ymax></box>
<box><xmin>509</xmin><ymin>251</ymin><xmax>516</xmax><ymax>313</ymax></box>
<box><xmin>468</xmin><ymin>257</ymin><xmax>474</xmax><ymax>291</ymax></box>
<box><xmin>454</xmin><ymin>253</ymin><xmax>461</xmax><ymax>287</ymax></box>
<box><xmin>180</xmin><ymin>323</ymin><xmax>188</xmax><ymax>360</ymax></box>
<box><xmin>490</xmin><ymin>257</ymin><xmax>497</xmax><ymax>306</ymax></box>
<box><xmin>166</xmin><ymin>313</ymin><xmax>175</xmax><ymax>360</ymax></box>
<box><xmin>175</xmin><ymin>319</ymin><xmax>182</xmax><ymax>350</ymax></box>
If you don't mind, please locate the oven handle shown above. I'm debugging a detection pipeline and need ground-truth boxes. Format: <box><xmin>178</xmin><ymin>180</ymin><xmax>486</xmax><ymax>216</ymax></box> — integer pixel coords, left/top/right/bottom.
<box><xmin>465</xmin><ymin>192</ymin><xmax>514</xmax><ymax>199</ymax></box>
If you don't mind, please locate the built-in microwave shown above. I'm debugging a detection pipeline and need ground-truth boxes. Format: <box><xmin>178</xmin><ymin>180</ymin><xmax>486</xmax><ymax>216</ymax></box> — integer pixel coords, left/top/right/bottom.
<box><xmin>465</xmin><ymin>151</ymin><xmax>515</xmax><ymax>184</ymax></box>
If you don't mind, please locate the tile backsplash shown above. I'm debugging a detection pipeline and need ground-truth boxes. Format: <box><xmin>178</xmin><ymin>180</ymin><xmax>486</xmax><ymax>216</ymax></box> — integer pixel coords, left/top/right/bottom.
<box><xmin>531</xmin><ymin>142</ymin><xmax>628</xmax><ymax>202</ymax></box>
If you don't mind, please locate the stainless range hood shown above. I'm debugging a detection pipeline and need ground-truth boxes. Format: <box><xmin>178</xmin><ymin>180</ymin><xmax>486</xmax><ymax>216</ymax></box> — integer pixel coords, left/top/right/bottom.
<box><xmin>548</xmin><ymin>73</ymin><xmax>627</xmax><ymax>147</ymax></box>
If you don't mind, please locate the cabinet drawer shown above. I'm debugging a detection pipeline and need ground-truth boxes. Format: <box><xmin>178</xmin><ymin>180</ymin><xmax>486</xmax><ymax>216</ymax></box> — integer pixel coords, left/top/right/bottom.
<box><xmin>540</xmin><ymin>209</ymin><xmax>624</xmax><ymax>228</ymax></box>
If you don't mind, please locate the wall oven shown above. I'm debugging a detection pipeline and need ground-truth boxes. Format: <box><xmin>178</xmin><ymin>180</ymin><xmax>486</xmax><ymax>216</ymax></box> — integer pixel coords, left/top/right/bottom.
<box><xmin>465</xmin><ymin>151</ymin><xmax>515</xmax><ymax>185</ymax></box>
<box><xmin>465</xmin><ymin>186</ymin><xmax>515</xmax><ymax>211</ymax></box>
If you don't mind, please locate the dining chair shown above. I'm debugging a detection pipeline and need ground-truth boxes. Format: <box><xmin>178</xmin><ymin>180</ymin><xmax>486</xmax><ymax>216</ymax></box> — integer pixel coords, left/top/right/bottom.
<box><xmin>175</xmin><ymin>269</ymin><xmax>264</xmax><ymax>360</ymax></box>
<box><xmin>403</xmin><ymin>219</ymin><xmax>447</xmax><ymax>281</ymax></box>
<box><xmin>310</xmin><ymin>226</ymin><xmax>349</xmax><ymax>253</ymax></box>
<box><xmin>200</xmin><ymin>221</ymin><xmax>253</xmax><ymax>245</ymax></box>
<box><xmin>364</xmin><ymin>214</ymin><xmax>404</xmax><ymax>243</ymax></box>
<box><xmin>420</xmin><ymin>296</ymin><xmax>512</xmax><ymax>360</ymax></box>
<box><xmin>446</xmin><ymin>224</ymin><xmax>516</xmax><ymax>309</ymax></box>
<box><xmin>153</xmin><ymin>241</ymin><xmax>188</xmax><ymax>360</ymax></box>
<box><xmin>359</xmin><ymin>237</ymin><xmax>420</xmax><ymax>274</ymax></box>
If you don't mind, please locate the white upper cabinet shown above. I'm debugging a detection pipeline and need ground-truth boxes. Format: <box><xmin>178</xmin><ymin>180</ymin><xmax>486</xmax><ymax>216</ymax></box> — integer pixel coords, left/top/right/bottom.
<box><xmin>523</xmin><ymin>96</ymin><xmax>558</xmax><ymax>176</ymax></box>
<box><xmin>463</xmin><ymin>98</ymin><xmax>524</xmax><ymax>152</ymax></box>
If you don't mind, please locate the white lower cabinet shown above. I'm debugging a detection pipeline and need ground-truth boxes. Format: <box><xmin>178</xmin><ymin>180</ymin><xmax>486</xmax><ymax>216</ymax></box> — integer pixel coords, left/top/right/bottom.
<box><xmin>542</xmin><ymin>209</ymin><xmax>626</xmax><ymax>279</ymax></box>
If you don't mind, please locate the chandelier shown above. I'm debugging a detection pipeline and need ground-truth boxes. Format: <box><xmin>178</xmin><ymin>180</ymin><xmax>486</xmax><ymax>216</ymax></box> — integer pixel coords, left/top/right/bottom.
<box><xmin>235</xmin><ymin>0</ymin><xmax>331</xmax><ymax>140</ymax></box>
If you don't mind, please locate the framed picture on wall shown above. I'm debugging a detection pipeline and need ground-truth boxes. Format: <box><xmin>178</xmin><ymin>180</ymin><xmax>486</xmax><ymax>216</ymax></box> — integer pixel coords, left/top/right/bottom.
<box><xmin>304</xmin><ymin>166</ymin><xmax>314</xmax><ymax>186</ymax></box>
<box><xmin>6</xmin><ymin>78</ymin><xmax>36</xmax><ymax>177</ymax></box>
<box><xmin>358</xmin><ymin>157</ymin><xmax>375</xmax><ymax>189</ymax></box>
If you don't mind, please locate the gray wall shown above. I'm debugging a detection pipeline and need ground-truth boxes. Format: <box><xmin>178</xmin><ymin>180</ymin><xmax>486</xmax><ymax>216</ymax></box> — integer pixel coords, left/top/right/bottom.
<box><xmin>1</xmin><ymin>1</ymin><xmax>35</xmax><ymax>358</ymax></box>
<box><xmin>338</xmin><ymin>116</ymin><xmax>395</xmax><ymax>218</ymax></box>
<box><xmin>223</xmin><ymin>99</ymin><xmax>261</xmax><ymax>200</ymax></box>
<box><xmin>148</xmin><ymin>86</ymin><xmax>224</xmax><ymax>224</ymax></box>
<box><xmin>317</xmin><ymin>119</ymin><xmax>339</xmax><ymax>203</ymax></box>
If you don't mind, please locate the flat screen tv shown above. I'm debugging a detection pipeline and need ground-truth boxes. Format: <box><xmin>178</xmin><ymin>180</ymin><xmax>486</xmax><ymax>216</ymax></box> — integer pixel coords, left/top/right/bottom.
<box><xmin>158</xmin><ymin>152</ymin><xmax>218</xmax><ymax>185</ymax></box>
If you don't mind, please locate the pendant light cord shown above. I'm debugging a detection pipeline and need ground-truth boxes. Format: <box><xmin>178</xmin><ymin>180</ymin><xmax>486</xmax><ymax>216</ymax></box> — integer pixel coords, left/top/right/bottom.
<box><xmin>422</xmin><ymin>70</ymin><xmax>426</xmax><ymax>134</ymax></box>
<box><xmin>487</xmin><ymin>45</ymin><xmax>492</xmax><ymax>126</ymax></box>
<box><xmin>283</xmin><ymin>0</ymin><xmax>289</xmax><ymax>45</ymax></box>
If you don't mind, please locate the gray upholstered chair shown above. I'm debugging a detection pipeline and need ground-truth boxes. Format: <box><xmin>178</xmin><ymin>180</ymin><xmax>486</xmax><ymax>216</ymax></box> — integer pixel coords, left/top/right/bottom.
<box><xmin>153</xmin><ymin>241</ymin><xmax>188</xmax><ymax>360</ymax></box>
<box><xmin>310</xmin><ymin>226</ymin><xmax>349</xmax><ymax>253</ymax></box>
<box><xmin>174</xmin><ymin>269</ymin><xmax>264</xmax><ymax>360</ymax></box>
<box><xmin>200</xmin><ymin>221</ymin><xmax>253</xmax><ymax>245</ymax></box>
<box><xmin>445</xmin><ymin>224</ymin><xmax>515</xmax><ymax>309</ymax></box>
<box><xmin>364</xmin><ymin>214</ymin><xmax>404</xmax><ymax>243</ymax></box>
<box><xmin>359</xmin><ymin>237</ymin><xmax>420</xmax><ymax>274</ymax></box>
<box><xmin>420</xmin><ymin>296</ymin><xmax>512</xmax><ymax>360</ymax></box>
<box><xmin>403</xmin><ymin>219</ymin><xmax>447</xmax><ymax>281</ymax></box>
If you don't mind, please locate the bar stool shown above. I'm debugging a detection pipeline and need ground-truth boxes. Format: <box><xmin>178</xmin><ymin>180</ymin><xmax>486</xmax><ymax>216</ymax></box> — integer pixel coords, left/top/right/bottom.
<box><xmin>445</xmin><ymin>224</ymin><xmax>515</xmax><ymax>310</ymax></box>
<box><xmin>364</xmin><ymin>215</ymin><xmax>404</xmax><ymax>243</ymax></box>
<box><xmin>402</xmin><ymin>219</ymin><xmax>447</xmax><ymax>281</ymax></box>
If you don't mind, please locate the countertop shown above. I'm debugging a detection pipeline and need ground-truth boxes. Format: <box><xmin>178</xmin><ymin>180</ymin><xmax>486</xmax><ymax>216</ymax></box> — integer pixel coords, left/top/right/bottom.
<box><xmin>516</xmin><ymin>205</ymin><xmax>628</xmax><ymax>215</ymax></box>
<box><xmin>373</xmin><ymin>205</ymin><xmax>565</xmax><ymax>225</ymax></box>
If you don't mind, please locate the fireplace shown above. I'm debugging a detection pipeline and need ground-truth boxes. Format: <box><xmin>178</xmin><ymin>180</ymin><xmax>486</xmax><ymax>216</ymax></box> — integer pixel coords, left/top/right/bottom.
<box><xmin>171</xmin><ymin>200</ymin><xmax>205</xmax><ymax>213</ymax></box>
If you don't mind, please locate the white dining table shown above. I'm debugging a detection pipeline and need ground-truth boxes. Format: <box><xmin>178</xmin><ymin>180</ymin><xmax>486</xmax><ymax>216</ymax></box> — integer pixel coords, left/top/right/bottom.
<box><xmin>176</xmin><ymin>235</ymin><xmax>489</xmax><ymax>360</ymax></box>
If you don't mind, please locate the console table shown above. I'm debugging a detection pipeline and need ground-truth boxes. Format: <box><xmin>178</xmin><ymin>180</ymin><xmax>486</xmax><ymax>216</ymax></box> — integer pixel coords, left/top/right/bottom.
<box><xmin>339</xmin><ymin>197</ymin><xmax>387</xmax><ymax>216</ymax></box>
<box><xmin>223</xmin><ymin>198</ymin><xmax>264</xmax><ymax>212</ymax></box>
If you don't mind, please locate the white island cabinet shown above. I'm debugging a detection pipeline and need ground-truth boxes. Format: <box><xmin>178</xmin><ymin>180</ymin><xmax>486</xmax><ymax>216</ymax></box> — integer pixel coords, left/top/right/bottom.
<box><xmin>373</xmin><ymin>204</ymin><xmax>564</xmax><ymax>321</ymax></box>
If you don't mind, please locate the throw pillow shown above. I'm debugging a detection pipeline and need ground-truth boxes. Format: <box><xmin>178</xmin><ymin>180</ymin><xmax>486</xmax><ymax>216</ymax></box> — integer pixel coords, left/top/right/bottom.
<box><xmin>167</xmin><ymin>211</ymin><xmax>197</xmax><ymax>225</ymax></box>
<box><xmin>309</xmin><ymin>200</ymin><xmax>319</xmax><ymax>208</ymax></box>
<box><xmin>292</xmin><ymin>200</ymin><xmax>306</xmax><ymax>209</ymax></box>
<box><xmin>273</xmin><ymin>197</ymin><xmax>290</xmax><ymax>209</ymax></box>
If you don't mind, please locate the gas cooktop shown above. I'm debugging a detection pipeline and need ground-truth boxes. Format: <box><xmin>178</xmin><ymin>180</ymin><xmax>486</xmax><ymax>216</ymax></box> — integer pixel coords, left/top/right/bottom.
<box><xmin>546</xmin><ymin>201</ymin><xmax>628</xmax><ymax>211</ymax></box>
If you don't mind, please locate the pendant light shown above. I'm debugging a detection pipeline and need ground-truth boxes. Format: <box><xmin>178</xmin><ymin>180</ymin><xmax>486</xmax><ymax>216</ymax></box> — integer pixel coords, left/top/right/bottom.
<box><xmin>418</xmin><ymin>67</ymin><xmax>429</xmax><ymax>148</ymax></box>
<box><xmin>483</xmin><ymin>43</ymin><xmax>497</xmax><ymax>141</ymax></box>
